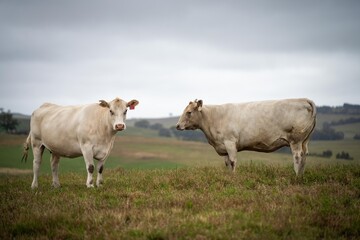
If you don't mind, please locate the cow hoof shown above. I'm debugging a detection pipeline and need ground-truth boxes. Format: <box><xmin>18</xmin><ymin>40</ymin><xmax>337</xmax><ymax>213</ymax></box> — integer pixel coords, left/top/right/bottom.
<box><xmin>52</xmin><ymin>183</ymin><xmax>61</xmax><ymax>188</ymax></box>
<box><xmin>96</xmin><ymin>179</ymin><xmax>104</xmax><ymax>187</ymax></box>
<box><xmin>87</xmin><ymin>184</ymin><xmax>95</xmax><ymax>188</ymax></box>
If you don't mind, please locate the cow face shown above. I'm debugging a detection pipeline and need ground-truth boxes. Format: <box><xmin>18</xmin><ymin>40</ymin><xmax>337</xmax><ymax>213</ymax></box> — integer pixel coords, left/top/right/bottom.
<box><xmin>99</xmin><ymin>98</ymin><xmax>139</xmax><ymax>131</ymax></box>
<box><xmin>176</xmin><ymin>99</ymin><xmax>203</xmax><ymax>131</ymax></box>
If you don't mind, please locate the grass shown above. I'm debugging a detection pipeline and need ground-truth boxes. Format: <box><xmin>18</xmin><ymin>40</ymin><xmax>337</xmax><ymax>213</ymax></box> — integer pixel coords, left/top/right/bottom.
<box><xmin>1</xmin><ymin>165</ymin><xmax>360</xmax><ymax>239</ymax></box>
<box><xmin>1</xmin><ymin>131</ymin><xmax>360</xmax><ymax>239</ymax></box>
<box><xmin>1</xmin><ymin>133</ymin><xmax>360</xmax><ymax>174</ymax></box>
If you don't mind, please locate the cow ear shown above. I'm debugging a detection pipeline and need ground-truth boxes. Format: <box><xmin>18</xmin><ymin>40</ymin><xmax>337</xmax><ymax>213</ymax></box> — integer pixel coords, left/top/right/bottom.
<box><xmin>99</xmin><ymin>100</ymin><xmax>110</xmax><ymax>108</ymax></box>
<box><xmin>127</xmin><ymin>99</ymin><xmax>139</xmax><ymax>110</ymax></box>
<box><xmin>197</xmin><ymin>100</ymin><xmax>203</xmax><ymax>112</ymax></box>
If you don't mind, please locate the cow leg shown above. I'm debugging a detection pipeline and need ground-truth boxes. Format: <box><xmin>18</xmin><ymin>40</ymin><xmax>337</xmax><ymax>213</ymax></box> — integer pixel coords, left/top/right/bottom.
<box><xmin>302</xmin><ymin>138</ymin><xmax>310</xmax><ymax>156</ymax></box>
<box><xmin>224</xmin><ymin>141</ymin><xmax>237</xmax><ymax>172</ymax></box>
<box><xmin>50</xmin><ymin>154</ymin><xmax>61</xmax><ymax>188</ymax></box>
<box><xmin>81</xmin><ymin>146</ymin><xmax>95</xmax><ymax>188</ymax></box>
<box><xmin>224</xmin><ymin>156</ymin><xmax>231</xmax><ymax>168</ymax></box>
<box><xmin>290</xmin><ymin>142</ymin><xmax>306</xmax><ymax>176</ymax></box>
<box><xmin>86</xmin><ymin>158</ymin><xmax>95</xmax><ymax>188</ymax></box>
<box><xmin>31</xmin><ymin>142</ymin><xmax>45</xmax><ymax>189</ymax></box>
<box><xmin>96</xmin><ymin>160</ymin><xmax>105</xmax><ymax>187</ymax></box>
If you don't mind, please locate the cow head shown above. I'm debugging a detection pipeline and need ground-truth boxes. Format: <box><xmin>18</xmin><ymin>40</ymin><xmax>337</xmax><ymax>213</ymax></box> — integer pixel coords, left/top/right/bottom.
<box><xmin>99</xmin><ymin>98</ymin><xmax>139</xmax><ymax>131</ymax></box>
<box><xmin>176</xmin><ymin>99</ymin><xmax>203</xmax><ymax>131</ymax></box>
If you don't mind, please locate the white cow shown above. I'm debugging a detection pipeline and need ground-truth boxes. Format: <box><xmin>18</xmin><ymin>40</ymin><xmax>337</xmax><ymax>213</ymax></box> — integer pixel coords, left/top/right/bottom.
<box><xmin>22</xmin><ymin>97</ymin><xmax>139</xmax><ymax>188</ymax></box>
<box><xmin>176</xmin><ymin>98</ymin><xmax>316</xmax><ymax>175</ymax></box>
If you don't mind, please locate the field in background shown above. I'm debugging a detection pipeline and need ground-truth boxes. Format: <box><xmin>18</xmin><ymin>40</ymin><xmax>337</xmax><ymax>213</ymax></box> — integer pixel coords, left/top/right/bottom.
<box><xmin>0</xmin><ymin>132</ymin><xmax>359</xmax><ymax>175</ymax></box>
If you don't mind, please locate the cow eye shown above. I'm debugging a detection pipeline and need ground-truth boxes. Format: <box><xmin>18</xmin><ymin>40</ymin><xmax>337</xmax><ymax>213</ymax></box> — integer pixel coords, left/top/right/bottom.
<box><xmin>124</xmin><ymin>110</ymin><xmax>127</xmax><ymax>115</ymax></box>
<box><xmin>110</xmin><ymin>110</ymin><xmax>114</xmax><ymax>116</ymax></box>
<box><xmin>186</xmin><ymin>111</ymin><xmax>192</xmax><ymax>117</ymax></box>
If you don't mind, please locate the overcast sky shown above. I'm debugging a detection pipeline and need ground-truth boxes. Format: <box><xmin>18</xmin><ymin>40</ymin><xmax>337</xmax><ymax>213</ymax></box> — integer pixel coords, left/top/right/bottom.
<box><xmin>1</xmin><ymin>0</ymin><xmax>359</xmax><ymax>118</ymax></box>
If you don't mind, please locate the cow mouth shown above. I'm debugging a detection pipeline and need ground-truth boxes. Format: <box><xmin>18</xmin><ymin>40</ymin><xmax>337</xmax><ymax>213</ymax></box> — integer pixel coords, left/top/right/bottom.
<box><xmin>176</xmin><ymin>125</ymin><xmax>185</xmax><ymax>131</ymax></box>
<box><xmin>115</xmin><ymin>124</ymin><xmax>125</xmax><ymax>131</ymax></box>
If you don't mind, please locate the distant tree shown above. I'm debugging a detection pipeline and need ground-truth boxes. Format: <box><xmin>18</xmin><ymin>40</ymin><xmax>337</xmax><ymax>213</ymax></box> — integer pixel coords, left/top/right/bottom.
<box><xmin>330</xmin><ymin>117</ymin><xmax>360</xmax><ymax>126</ymax></box>
<box><xmin>317</xmin><ymin>103</ymin><xmax>360</xmax><ymax>114</ymax></box>
<box><xmin>354</xmin><ymin>134</ymin><xmax>360</xmax><ymax>140</ymax></box>
<box><xmin>158</xmin><ymin>128</ymin><xmax>171</xmax><ymax>138</ymax></box>
<box><xmin>311</xmin><ymin>122</ymin><xmax>344</xmax><ymax>141</ymax></box>
<box><xmin>322</xmin><ymin>150</ymin><xmax>333</xmax><ymax>158</ymax></box>
<box><xmin>308</xmin><ymin>149</ymin><xmax>332</xmax><ymax>158</ymax></box>
<box><xmin>0</xmin><ymin>109</ymin><xmax>19</xmax><ymax>133</ymax></box>
<box><xmin>170</xmin><ymin>126</ymin><xmax>207</xmax><ymax>142</ymax></box>
<box><xmin>150</xmin><ymin>123</ymin><xmax>164</xmax><ymax>131</ymax></box>
<box><xmin>134</xmin><ymin>120</ymin><xmax>150</xmax><ymax>129</ymax></box>
<box><xmin>336</xmin><ymin>151</ymin><xmax>353</xmax><ymax>160</ymax></box>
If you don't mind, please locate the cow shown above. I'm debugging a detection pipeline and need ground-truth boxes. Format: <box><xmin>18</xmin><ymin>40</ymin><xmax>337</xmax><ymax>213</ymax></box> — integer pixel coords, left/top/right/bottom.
<box><xmin>176</xmin><ymin>98</ymin><xmax>316</xmax><ymax>175</ymax></box>
<box><xmin>22</xmin><ymin>97</ymin><xmax>139</xmax><ymax>189</ymax></box>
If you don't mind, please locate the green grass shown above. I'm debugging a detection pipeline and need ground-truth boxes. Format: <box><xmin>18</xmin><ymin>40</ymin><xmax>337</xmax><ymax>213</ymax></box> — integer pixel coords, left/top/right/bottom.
<box><xmin>1</xmin><ymin>132</ymin><xmax>360</xmax><ymax>239</ymax></box>
<box><xmin>309</xmin><ymin>139</ymin><xmax>360</xmax><ymax>161</ymax></box>
<box><xmin>1</xmin><ymin>165</ymin><xmax>359</xmax><ymax>239</ymax></box>
<box><xmin>1</xmin><ymin>134</ymin><xmax>359</xmax><ymax>175</ymax></box>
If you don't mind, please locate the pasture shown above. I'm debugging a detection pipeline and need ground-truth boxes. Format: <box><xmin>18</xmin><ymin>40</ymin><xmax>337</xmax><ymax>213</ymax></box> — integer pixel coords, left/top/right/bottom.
<box><xmin>1</xmin><ymin>131</ymin><xmax>360</xmax><ymax>173</ymax></box>
<box><xmin>1</xmin><ymin>133</ymin><xmax>360</xmax><ymax>239</ymax></box>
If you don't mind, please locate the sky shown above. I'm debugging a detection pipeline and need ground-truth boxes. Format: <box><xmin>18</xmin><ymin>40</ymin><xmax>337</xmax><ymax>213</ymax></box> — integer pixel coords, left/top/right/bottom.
<box><xmin>1</xmin><ymin>0</ymin><xmax>359</xmax><ymax>118</ymax></box>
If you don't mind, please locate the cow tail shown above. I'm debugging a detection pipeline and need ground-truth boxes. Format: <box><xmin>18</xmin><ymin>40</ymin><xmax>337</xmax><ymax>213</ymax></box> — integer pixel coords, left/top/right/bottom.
<box><xmin>301</xmin><ymin>99</ymin><xmax>317</xmax><ymax>135</ymax></box>
<box><xmin>21</xmin><ymin>133</ymin><xmax>31</xmax><ymax>163</ymax></box>
<box><xmin>308</xmin><ymin>99</ymin><xmax>317</xmax><ymax>121</ymax></box>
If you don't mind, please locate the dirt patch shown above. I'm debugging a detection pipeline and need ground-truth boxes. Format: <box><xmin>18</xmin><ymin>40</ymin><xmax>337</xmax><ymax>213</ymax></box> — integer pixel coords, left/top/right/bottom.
<box><xmin>0</xmin><ymin>168</ymin><xmax>32</xmax><ymax>175</ymax></box>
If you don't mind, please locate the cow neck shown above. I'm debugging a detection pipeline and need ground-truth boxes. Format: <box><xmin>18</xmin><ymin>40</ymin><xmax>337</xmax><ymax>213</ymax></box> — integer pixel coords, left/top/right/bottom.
<box><xmin>198</xmin><ymin>106</ymin><xmax>216</xmax><ymax>140</ymax></box>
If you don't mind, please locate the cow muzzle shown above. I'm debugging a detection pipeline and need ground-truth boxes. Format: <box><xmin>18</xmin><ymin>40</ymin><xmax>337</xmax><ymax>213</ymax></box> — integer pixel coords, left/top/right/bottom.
<box><xmin>176</xmin><ymin>124</ymin><xmax>184</xmax><ymax>131</ymax></box>
<box><xmin>115</xmin><ymin>123</ymin><xmax>125</xmax><ymax>131</ymax></box>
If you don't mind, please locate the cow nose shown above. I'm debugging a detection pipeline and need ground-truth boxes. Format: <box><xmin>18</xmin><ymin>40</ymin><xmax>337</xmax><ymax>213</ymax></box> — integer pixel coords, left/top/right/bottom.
<box><xmin>115</xmin><ymin>124</ymin><xmax>125</xmax><ymax>131</ymax></box>
<box><xmin>176</xmin><ymin>124</ymin><xmax>182</xmax><ymax>130</ymax></box>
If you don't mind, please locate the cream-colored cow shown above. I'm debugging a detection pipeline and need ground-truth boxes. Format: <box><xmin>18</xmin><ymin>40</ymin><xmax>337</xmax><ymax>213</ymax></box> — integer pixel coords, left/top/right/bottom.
<box><xmin>22</xmin><ymin>98</ymin><xmax>139</xmax><ymax>188</ymax></box>
<box><xmin>176</xmin><ymin>98</ymin><xmax>316</xmax><ymax>175</ymax></box>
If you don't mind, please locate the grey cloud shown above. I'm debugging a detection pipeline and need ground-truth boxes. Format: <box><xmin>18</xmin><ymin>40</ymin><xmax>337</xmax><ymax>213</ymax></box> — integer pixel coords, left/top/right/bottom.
<box><xmin>0</xmin><ymin>0</ymin><xmax>359</xmax><ymax>117</ymax></box>
<box><xmin>2</xmin><ymin>1</ymin><xmax>359</xmax><ymax>54</ymax></box>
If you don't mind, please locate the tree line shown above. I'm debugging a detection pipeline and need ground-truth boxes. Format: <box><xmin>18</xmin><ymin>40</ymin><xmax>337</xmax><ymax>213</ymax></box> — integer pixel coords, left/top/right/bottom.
<box><xmin>317</xmin><ymin>103</ymin><xmax>360</xmax><ymax>115</ymax></box>
<box><xmin>0</xmin><ymin>108</ymin><xmax>19</xmax><ymax>133</ymax></box>
<box><xmin>309</xmin><ymin>150</ymin><xmax>353</xmax><ymax>160</ymax></box>
<box><xmin>310</xmin><ymin>122</ymin><xmax>345</xmax><ymax>141</ymax></box>
<box><xmin>328</xmin><ymin>117</ymin><xmax>360</xmax><ymax>126</ymax></box>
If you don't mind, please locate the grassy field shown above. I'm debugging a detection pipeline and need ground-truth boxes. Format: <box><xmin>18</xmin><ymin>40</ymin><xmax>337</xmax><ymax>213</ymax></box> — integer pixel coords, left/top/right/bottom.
<box><xmin>1</xmin><ymin>133</ymin><xmax>360</xmax><ymax>174</ymax></box>
<box><xmin>1</xmin><ymin>165</ymin><xmax>360</xmax><ymax>239</ymax></box>
<box><xmin>1</xmin><ymin>132</ymin><xmax>360</xmax><ymax>239</ymax></box>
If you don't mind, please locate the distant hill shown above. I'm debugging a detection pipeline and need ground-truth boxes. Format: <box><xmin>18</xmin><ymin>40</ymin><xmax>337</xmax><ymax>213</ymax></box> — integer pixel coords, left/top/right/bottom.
<box><xmin>12</xmin><ymin>113</ymin><xmax>31</xmax><ymax>119</ymax></box>
<box><xmin>317</xmin><ymin>103</ymin><xmax>360</xmax><ymax>115</ymax></box>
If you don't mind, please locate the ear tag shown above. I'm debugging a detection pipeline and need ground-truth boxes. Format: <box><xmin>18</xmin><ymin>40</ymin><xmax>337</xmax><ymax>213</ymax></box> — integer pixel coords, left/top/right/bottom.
<box><xmin>130</xmin><ymin>105</ymin><xmax>135</xmax><ymax>110</ymax></box>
